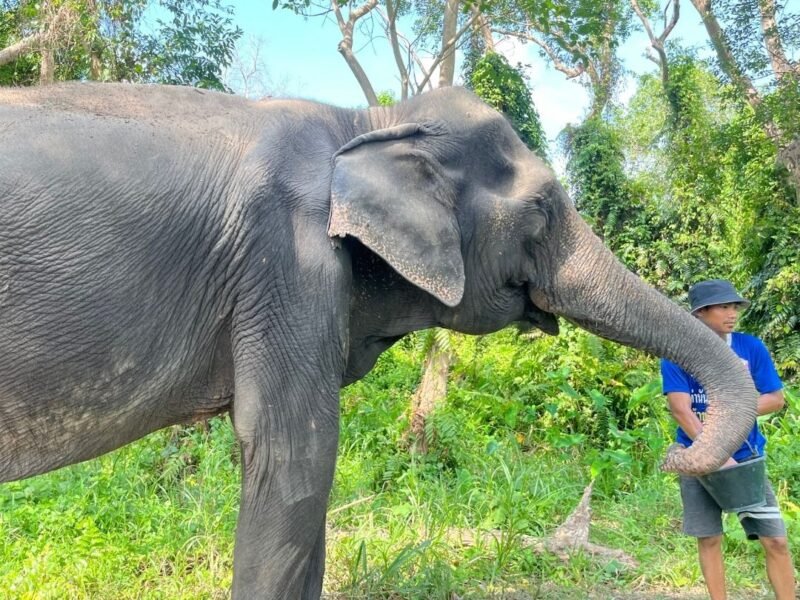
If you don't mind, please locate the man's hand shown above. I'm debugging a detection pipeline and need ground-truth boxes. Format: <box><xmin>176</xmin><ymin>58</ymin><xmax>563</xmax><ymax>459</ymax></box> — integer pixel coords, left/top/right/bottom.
<box><xmin>721</xmin><ymin>457</ymin><xmax>738</xmax><ymax>469</ymax></box>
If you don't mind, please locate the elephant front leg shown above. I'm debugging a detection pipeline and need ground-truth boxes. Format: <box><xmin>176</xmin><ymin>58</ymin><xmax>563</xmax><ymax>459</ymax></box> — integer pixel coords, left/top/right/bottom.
<box><xmin>230</xmin><ymin>370</ymin><xmax>340</xmax><ymax>599</ymax></box>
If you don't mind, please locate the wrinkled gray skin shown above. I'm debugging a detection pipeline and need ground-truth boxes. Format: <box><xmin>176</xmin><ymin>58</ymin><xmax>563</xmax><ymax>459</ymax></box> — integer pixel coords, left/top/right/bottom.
<box><xmin>0</xmin><ymin>83</ymin><xmax>757</xmax><ymax>598</ymax></box>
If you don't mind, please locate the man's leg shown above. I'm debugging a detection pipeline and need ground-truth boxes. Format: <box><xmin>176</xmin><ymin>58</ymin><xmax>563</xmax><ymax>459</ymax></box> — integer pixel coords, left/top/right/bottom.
<box><xmin>697</xmin><ymin>535</ymin><xmax>727</xmax><ymax>600</ymax></box>
<box><xmin>739</xmin><ymin>480</ymin><xmax>795</xmax><ymax>600</ymax></box>
<box><xmin>680</xmin><ymin>475</ymin><xmax>726</xmax><ymax>599</ymax></box>
<box><xmin>760</xmin><ymin>536</ymin><xmax>794</xmax><ymax>600</ymax></box>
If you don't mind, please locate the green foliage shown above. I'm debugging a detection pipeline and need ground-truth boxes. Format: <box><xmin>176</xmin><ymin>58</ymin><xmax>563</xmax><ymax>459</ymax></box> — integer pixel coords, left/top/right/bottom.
<box><xmin>562</xmin><ymin>117</ymin><xmax>640</xmax><ymax>246</ymax></box>
<box><xmin>447</xmin><ymin>327</ymin><xmax>669</xmax><ymax>496</ymax></box>
<box><xmin>710</xmin><ymin>0</ymin><xmax>799</xmax><ymax>91</ymax></box>
<box><xmin>376</xmin><ymin>89</ymin><xmax>397</xmax><ymax>106</ymax></box>
<box><xmin>4</xmin><ymin>335</ymin><xmax>799</xmax><ymax>597</ymax></box>
<box><xmin>605</xmin><ymin>54</ymin><xmax>800</xmax><ymax>361</ymax></box>
<box><xmin>741</xmin><ymin>210</ymin><xmax>800</xmax><ymax>376</ymax></box>
<box><xmin>507</xmin><ymin>0</ymin><xmax>631</xmax><ymax>117</ymax></box>
<box><xmin>0</xmin><ymin>1</ymin><xmax>38</xmax><ymax>85</ymax></box>
<box><xmin>670</xmin><ymin>58</ymin><xmax>800</xmax><ymax>372</ymax></box>
<box><xmin>144</xmin><ymin>0</ymin><xmax>242</xmax><ymax>89</ymax></box>
<box><xmin>766</xmin><ymin>74</ymin><xmax>800</xmax><ymax>143</ymax></box>
<box><xmin>512</xmin><ymin>0</ymin><xmax>629</xmax><ymax>62</ymax></box>
<box><xmin>0</xmin><ymin>0</ymin><xmax>241</xmax><ymax>88</ymax></box>
<box><xmin>468</xmin><ymin>51</ymin><xmax>548</xmax><ymax>159</ymax></box>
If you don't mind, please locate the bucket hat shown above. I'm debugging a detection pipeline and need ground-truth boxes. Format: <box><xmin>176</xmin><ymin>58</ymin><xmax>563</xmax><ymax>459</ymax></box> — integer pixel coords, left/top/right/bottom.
<box><xmin>689</xmin><ymin>279</ymin><xmax>750</xmax><ymax>314</ymax></box>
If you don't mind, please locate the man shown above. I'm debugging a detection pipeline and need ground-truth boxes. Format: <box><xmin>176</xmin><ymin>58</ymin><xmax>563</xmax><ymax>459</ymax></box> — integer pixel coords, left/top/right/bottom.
<box><xmin>661</xmin><ymin>279</ymin><xmax>795</xmax><ymax>600</ymax></box>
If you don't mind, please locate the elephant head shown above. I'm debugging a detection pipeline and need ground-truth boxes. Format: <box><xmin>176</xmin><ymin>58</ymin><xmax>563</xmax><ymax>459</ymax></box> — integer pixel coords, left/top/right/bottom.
<box><xmin>328</xmin><ymin>87</ymin><xmax>757</xmax><ymax>475</ymax></box>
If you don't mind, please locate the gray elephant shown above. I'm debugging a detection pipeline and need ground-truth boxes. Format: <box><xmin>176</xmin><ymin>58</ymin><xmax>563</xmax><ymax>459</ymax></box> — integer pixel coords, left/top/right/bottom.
<box><xmin>0</xmin><ymin>83</ymin><xmax>757</xmax><ymax>598</ymax></box>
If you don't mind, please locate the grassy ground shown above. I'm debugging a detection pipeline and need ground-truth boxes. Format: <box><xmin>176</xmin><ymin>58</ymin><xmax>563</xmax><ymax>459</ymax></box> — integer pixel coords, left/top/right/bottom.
<box><xmin>2</xmin><ymin>335</ymin><xmax>799</xmax><ymax>598</ymax></box>
<box><xmin>2</xmin><ymin>418</ymin><xmax>797</xmax><ymax>598</ymax></box>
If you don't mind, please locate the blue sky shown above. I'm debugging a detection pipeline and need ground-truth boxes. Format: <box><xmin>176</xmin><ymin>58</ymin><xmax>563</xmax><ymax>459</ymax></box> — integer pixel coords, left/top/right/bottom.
<box><xmin>228</xmin><ymin>1</ymin><xmax>710</xmax><ymax>146</ymax></box>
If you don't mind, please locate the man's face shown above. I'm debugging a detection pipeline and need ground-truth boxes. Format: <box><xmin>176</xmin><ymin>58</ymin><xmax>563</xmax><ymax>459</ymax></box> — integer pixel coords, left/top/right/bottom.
<box><xmin>695</xmin><ymin>303</ymin><xmax>743</xmax><ymax>336</ymax></box>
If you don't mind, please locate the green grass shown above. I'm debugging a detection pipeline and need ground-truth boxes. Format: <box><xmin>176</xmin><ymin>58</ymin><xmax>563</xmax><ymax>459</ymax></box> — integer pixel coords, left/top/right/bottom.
<box><xmin>2</xmin><ymin>331</ymin><xmax>798</xmax><ymax>598</ymax></box>
<box><xmin>0</xmin><ymin>421</ymin><xmax>238</xmax><ymax>599</ymax></box>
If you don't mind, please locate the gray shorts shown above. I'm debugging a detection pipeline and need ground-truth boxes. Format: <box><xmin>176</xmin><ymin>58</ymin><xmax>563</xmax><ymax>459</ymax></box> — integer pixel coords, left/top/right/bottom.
<box><xmin>679</xmin><ymin>474</ymin><xmax>787</xmax><ymax>540</ymax></box>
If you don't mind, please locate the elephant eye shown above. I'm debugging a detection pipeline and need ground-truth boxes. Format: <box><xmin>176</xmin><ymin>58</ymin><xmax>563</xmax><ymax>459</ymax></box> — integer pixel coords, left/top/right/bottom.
<box><xmin>496</xmin><ymin>158</ymin><xmax>515</xmax><ymax>176</ymax></box>
<box><xmin>521</xmin><ymin>201</ymin><xmax>549</xmax><ymax>245</ymax></box>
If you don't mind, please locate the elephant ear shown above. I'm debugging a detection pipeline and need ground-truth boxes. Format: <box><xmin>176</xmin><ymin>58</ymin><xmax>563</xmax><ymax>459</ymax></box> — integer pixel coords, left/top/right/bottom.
<box><xmin>328</xmin><ymin>123</ymin><xmax>465</xmax><ymax>307</ymax></box>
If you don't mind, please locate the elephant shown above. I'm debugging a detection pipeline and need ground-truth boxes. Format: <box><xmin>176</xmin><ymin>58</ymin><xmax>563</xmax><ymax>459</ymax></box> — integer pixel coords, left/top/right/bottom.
<box><xmin>0</xmin><ymin>82</ymin><xmax>758</xmax><ymax>598</ymax></box>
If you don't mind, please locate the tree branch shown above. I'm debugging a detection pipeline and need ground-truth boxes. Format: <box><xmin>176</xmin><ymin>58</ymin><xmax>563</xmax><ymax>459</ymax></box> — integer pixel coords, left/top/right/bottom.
<box><xmin>690</xmin><ymin>0</ymin><xmax>784</xmax><ymax>142</ymax></box>
<box><xmin>331</xmin><ymin>0</ymin><xmax>348</xmax><ymax>30</ymax></box>
<box><xmin>659</xmin><ymin>0</ymin><xmax>680</xmax><ymax>44</ymax></box>
<box><xmin>758</xmin><ymin>0</ymin><xmax>797</xmax><ymax>83</ymax></box>
<box><xmin>630</xmin><ymin>0</ymin><xmax>679</xmax><ymax>87</ymax></box>
<box><xmin>0</xmin><ymin>2</ymin><xmax>74</xmax><ymax>69</ymax></box>
<box><xmin>332</xmin><ymin>0</ymin><xmax>380</xmax><ymax>106</ymax></box>
<box><xmin>384</xmin><ymin>0</ymin><xmax>409</xmax><ymax>99</ymax></box>
<box><xmin>0</xmin><ymin>32</ymin><xmax>44</xmax><ymax>67</ymax></box>
<box><xmin>375</xmin><ymin>6</ymin><xmax>432</xmax><ymax>97</ymax></box>
<box><xmin>415</xmin><ymin>11</ymin><xmax>481</xmax><ymax>93</ymax></box>
<box><xmin>690</xmin><ymin>0</ymin><xmax>762</xmax><ymax>108</ymax></box>
<box><xmin>492</xmin><ymin>28</ymin><xmax>585</xmax><ymax>79</ymax></box>
<box><xmin>472</xmin><ymin>5</ymin><xmax>494</xmax><ymax>52</ymax></box>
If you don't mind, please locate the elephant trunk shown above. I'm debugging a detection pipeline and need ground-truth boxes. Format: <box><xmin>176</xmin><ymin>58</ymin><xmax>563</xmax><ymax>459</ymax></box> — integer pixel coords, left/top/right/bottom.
<box><xmin>531</xmin><ymin>210</ymin><xmax>758</xmax><ymax>475</ymax></box>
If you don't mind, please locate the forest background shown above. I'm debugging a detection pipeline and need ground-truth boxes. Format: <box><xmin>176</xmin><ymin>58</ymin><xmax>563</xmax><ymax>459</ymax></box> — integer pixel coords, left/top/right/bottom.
<box><xmin>1</xmin><ymin>0</ymin><xmax>799</xmax><ymax>597</ymax></box>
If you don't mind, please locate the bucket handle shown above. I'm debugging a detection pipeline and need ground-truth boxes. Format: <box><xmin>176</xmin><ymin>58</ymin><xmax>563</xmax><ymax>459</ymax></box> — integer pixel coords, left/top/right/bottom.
<box><xmin>742</xmin><ymin>439</ymin><xmax>760</xmax><ymax>462</ymax></box>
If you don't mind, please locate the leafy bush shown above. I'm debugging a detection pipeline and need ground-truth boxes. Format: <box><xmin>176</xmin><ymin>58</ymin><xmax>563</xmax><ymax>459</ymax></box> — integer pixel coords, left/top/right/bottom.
<box><xmin>468</xmin><ymin>51</ymin><xmax>548</xmax><ymax>159</ymax></box>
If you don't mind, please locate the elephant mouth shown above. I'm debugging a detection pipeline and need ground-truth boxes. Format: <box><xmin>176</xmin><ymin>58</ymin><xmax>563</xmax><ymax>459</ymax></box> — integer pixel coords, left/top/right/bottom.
<box><xmin>520</xmin><ymin>287</ymin><xmax>559</xmax><ymax>335</ymax></box>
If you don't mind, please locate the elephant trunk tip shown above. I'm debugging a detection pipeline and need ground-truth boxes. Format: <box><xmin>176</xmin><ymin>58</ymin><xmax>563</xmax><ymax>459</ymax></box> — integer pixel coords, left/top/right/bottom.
<box><xmin>660</xmin><ymin>443</ymin><xmax>726</xmax><ymax>476</ymax></box>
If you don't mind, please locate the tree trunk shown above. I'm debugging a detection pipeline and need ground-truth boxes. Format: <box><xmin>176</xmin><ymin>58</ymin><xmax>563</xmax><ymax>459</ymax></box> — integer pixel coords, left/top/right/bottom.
<box><xmin>0</xmin><ymin>2</ymin><xmax>74</xmax><ymax>82</ymax></box>
<box><xmin>410</xmin><ymin>332</ymin><xmax>452</xmax><ymax>454</ymax></box>
<box><xmin>338</xmin><ymin>41</ymin><xmax>380</xmax><ymax>106</ymax></box>
<box><xmin>438</xmin><ymin>0</ymin><xmax>459</xmax><ymax>87</ymax></box>
<box><xmin>40</xmin><ymin>48</ymin><xmax>55</xmax><ymax>84</ymax></box>
<box><xmin>472</xmin><ymin>6</ymin><xmax>494</xmax><ymax>53</ymax></box>
<box><xmin>85</xmin><ymin>0</ymin><xmax>102</xmax><ymax>80</ymax></box>
<box><xmin>629</xmin><ymin>0</ymin><xmax>679</xmax><ymax>89</ymax></box>
<box><xmin>689</xmin><ymin>0</ymin><xmax>764</xmax><ymax>113</ymax></box>
<box><xmin>90</xmin><ymin>53</ymin><xmax>102</xmax><ymax>80</ymax></box>
<box><xmin>778</xmin><ymin>138</ymin><xmax>800</xmax><ymax>199</ymax></box>
<box><xmin>758</xmin><ymin>0</ymin><xmax>796</xmax><ymax>84</ymax></box>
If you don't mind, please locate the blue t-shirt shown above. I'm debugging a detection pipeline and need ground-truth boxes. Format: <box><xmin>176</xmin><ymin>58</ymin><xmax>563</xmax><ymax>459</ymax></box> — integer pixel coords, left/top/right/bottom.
<box><xmin>660</xmin><ymin>332</ymin><xmax>783</xmax><ymax>461</ymax></box>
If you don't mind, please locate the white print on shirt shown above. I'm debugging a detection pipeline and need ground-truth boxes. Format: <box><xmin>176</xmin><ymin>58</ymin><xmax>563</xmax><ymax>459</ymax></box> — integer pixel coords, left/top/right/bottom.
<box><xmin>691</xmin><ymin>389</ymin><xmax>708</xmax><ymax>421</ymax></box>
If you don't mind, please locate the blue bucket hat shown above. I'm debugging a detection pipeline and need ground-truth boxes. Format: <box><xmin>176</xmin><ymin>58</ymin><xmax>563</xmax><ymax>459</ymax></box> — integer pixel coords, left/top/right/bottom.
<box><xmin>689</xmin><ymin>279</ymin><xmax>750</xmax><ymax>314</ymax></box>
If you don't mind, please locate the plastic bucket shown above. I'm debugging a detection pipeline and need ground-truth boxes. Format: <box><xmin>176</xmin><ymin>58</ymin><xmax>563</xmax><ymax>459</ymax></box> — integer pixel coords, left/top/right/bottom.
<box><xmin>697</xmin><ymin>454</ymin><xmax>766</xmax><ymax>513</ymax></box>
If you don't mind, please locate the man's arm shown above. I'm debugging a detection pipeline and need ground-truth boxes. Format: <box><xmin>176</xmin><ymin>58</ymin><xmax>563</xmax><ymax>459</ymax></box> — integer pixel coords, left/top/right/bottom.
<box><xmin>758</xmin><ymin>390</ymin><xmax>785</xmax><ymax>416</ymax></box>
<box><xmin>666</xmin><ymin>392</ymin><xmax>703</xmax><ymax>440</ymax></box>
<box><xmin>667</xmin><ymin>392</ymin><xmax>738</xmax><ymax>468</ymax></box>
<box><xmin>749</xmin><ymin>335</ymin><xmax>785</xmax><ymax>416</ymax></box>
